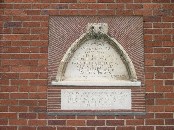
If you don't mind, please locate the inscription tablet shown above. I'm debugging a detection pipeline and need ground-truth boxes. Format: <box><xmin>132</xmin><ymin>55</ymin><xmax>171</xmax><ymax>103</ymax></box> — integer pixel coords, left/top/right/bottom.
<box><xmin>65</xmin><ymin>39</ymin><xmax>129</xmax><ymax>81</ymax></box>
<box><xmin>61</xmin><ymin>89</ymin><xmax>131</xmax><ymax>110</ymax></box>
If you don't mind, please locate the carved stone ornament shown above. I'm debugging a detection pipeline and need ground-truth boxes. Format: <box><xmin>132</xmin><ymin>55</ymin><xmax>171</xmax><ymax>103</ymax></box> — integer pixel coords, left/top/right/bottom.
<box><xmin>52</xmin><ymin>23</ymin><xmax>141</xmax><ymax>86</ymax></box>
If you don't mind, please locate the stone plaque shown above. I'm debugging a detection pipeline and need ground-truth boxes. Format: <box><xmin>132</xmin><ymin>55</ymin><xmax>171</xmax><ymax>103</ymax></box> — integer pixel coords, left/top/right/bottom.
<box><xmin>65</xmin><ymin>39</ymin><xmax>129</xmax><ymax>81</ymax></box>
<box><xmin>61</xmin><ymin>89</ymin><xmax>131</xmax><ymax>110</ymax></box>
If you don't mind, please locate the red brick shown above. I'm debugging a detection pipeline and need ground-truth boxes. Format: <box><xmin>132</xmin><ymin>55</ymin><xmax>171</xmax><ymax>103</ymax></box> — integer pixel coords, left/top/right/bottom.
<box><xmin>146</xmin><ymin>119</ymin><xmax>164</xmax><ymax>125</ymax></box>
<box><xmin>60</xmin><ymin>0</ymin><xmax>77</xmax><ymax>2</ymax></box>
<box><xmin>37</xmin><ymin>127</ymin><xmax>56</xmax><ymax>130</ymax></box>
<box><xmin>19</xmin><ymin>113</ymin><xmax>36</xmax><ymax>119</ymax></box>
<box><xmin>165</xmin><ymin>119</ymin><xmax>174</xmax><ymax>125</ymax></box>
<box><xmin>19</xmin><ymin>126</ymin><xmax>36</xmax><ymax>130</ymax></box>
<box><xmin>163</xmin><ymin>29</ymin><xmax>174</xmax><ymax>34</ymax></box>
<box><xmin>165</xmin><ymin>42</ymin><xmax>174</xmax><ymax>48</ymax></box>
<box><xmin>19</xmin><ymin>100</ymin><xmax>37</xmax><ymax>106</ymax></box>
<box><xmin>0</xmin><ymin>93</ymin><xmax>9</xmax><ymax>99</ymax></box>
<box><xmin>146</xmin><ymin>99</ymin><xmax>154</xmax><ymax>105</ymax></box>
<box><xmin>88</xmin><ymin>4</ymin><xmax>106</xmax><ymax>9</ymax></box>
<box><xmin>9</xmin><ymin>119</ymin><xmax>27</xmax><ymax>125</ymax></box>
<box><xmin>31</xmin><ymin>28</ymin><xmax>48</xmax><ymax>34</ymax></box>
<box><xmin>136</xmin><ymin>126</ymin><xmax>154</xmax><ymax>130</ymax></box>
<box><xmin>13</xmin><ymin>28</ymin><xmax>30</xmax><ymax>34</ymax></box>
<box><xmin>87</xmin><ymin>120</ymin><xmax>105</xmax><ymax>126</ymax></box>
<box><xmin>29</xmin><ymin>93</ymin><xmax>47</xmax><ymax>99</ymax></box>
<box><xmin>4</xmin><ymin>22</ymin><xmax>22</xmax><ymax>28</ymax></box>
<box><xmin>153</xmin><ymin>23</ymin><xmax>171</xmax><ymax>28</ymax></box>
<box><xmin>0</xmin><ymin>106</ymin><xmax>8</xmax><ymax>112</ymax></box>
<box><xmin>11</xmin><ymin>80</ymin><xmax>28</xmax><ymax>85</ymax></box>
<box><xmin>48</xmin><ymin>120</ymin><xmax>66</xmax><ymax>125</ymax></box>
<box><xmin>69</xmin><ymin>4</ymin><xmax>87</xmax><ymax>9</ymax></box>
<box><xmin>106</xmin><ymin>120</ymin><xmax>124</xmax><ymax>126</ymax></box>
<box><xmin>143</xmin><ymin>4</ymin><xmax>161</xmax><ymax>9</ymax></box>
<box><xmin>117</xmin><ymin>126</ymin><xmax>135</xmax><ymax>130</ymax></box>
<box><xmin>1</xmin><ymin>86</ymin><xmax>18</xmax><ymax>92</ymax></box>
<box><xmin>134</xmin><ymin>9</ymin><xmax>153</xmax><ymax>16</ymax></box>
<box><xmin>144</xmin><ymin>16</ymin><xmax>161</xmax><ymax>22</ymax></box>
<box><xmin>155</xmin><ymin>85</ymin><xmax>173</xmax><ymax>92</ymax></box>
<box><xmin>14</xmin><ymin>4</ymin><xmax>31</xmax><ymax>9</ymax></box>
<box><xmin>144</xmin><ymin>35</ymin><xmax>152</xmax><ymax>41</ymax></box>
<box><xmin>0</xmin><ymin>113</ymin><xmax>17</xmax><ymax>119</ymax></box>
<box><xmin>79</xmin><ymin>0</ymin><xmax>96</xmax><ymax>2</ymax></box>
<box><xmin>28</xmin><ymin>120</ymin><xmax>47</xmax><ymax>126</ymax></box>
<box><xmin>145</xmin><ymin>73</ymin><xmax>154</xmax><ymax>79</ymax></box>
<box><xmin>156</xmin><ymin>99</ymin><xmax>174</xmax><ymax>105</ymax></box>
<box><xmin>29</xmin><ymin>80</ymin><xmax>47</xmax><ymax>86</ymax></box>
<box><xmin>98</xmin><ymin>0</ymin><xmax>114</xmax><ymax>2</ymax></box>
<box><xmin>1</xmin><ymin>73</ymin><xmax>19</xmax><ymax>79</ymax></box>
<box><xmin>163</xmin><ymin>4</ymin><xmax>174</xmax><ymax>9</ymax></box>
<box><xmin>126</xmin><ymin>4</ymin><xmax>143</xmax><ymax>9</ymax></box>
<box><xmin>0</xmin><ymin>126</ymin><xmax>17</xmax><ymax>130</ymax></box>
<box><xmin>30</xmin><ymin>66</ymin><xmax>48</xmax><ymax>72</ymax></box>
<box><xmin>9</xmin><ymin>106</ymin><xmax>28</xmax><ymax>112</ymax></box>
<box><xmin>24</xmin><ymin>10</ymin><xmax>41</xmax><ymax>15</ymax></box>
<box><xmin>58</xmin><ymin>126</ymin><xmax>75</xmax><ymax>130</ymax></box>
<box><xmin>107</xmin><ymin>4</ymin><xmax>124</xmax><ymax>9</ymax></box>
<box><xmin>165</xmin><ymin>93</ymin><xmax>174</xmax><ymax>98</ymax></box>
<box><xmin>155</xmin><ymin>73</ymin><xmax>173</xmax><ymax>79</ymax></box>
<box><xmin>154</xmin><ymin>48</ymin><xmax>171</xmax><ymax>53</ymax></box>
<box><xmin>77</xmin><ymin>127</ymin><xmax>95</xmax><ymax>130</ymax></box>
<box><xmin>0</xmin><ymin>119</ymin><xmax>8</xmax><ymax>125</ymax></box>
<box><xmin>145</xmin><ymin>54</ymin><xmax>164</xmax><ymax>60</ymax></box>
<box><xmin>117</xmin><ymin>0</ymin><xmax>133</xmax><ymax>2</ymax></box>
<box><xmin>59</xmin><ymin>10</ymin><xmax>78</xmax><ymax>15</ymax></box>
<box><xmin>67</xmin><ymin>120</ymin><xmax>86</xmax><ymax>126</ymax></box>
<box><xmin>98</xmin><ymin>10</ymin><xmax>115</xmax><ymax>15</ymax></box>
<box><xmin>156</xmin><ymin>113</ymin><xmax>173</xmax><ymax>118</ymax></box>
<box><xmin>152</xmin><ymin>0</ymin><xmax>170</xmax><ymax>3</ymax></box>
<box><xmin>78</xmin><ymin>10</ymin><xmax>97</xmax><ymax>15</ymax></box>
<box><xmin>97</xmin><ymin>127</ymin><xmax>115</xmax><ymax>130</ymax></box>
<box><xmin>11</xmin><ymin>66</ymin><xmax>30</xmax><ymax>72</ymax></box>
<box><xmin>165</xmin><ymin>106</ymin><xmax>174</xmax><ymax>112</ymax></box>
<box><xmin>126</xmin><ymin>119</ymin><xmax>144</xmax><ymax>125</ymax></box>
<box><xmin>10</xmin><ymin>93</ymin><xmax>28</xmax><ymax>99</ymax></box>
<box><xmin>116</xmin><ymin>10</ymin><xmax>134</xmax><ymax>15</ymax></box>
<box><xmin>145</xmin><ymin>93</ymin><xmax>164</xmax><ymax>98</ymax></box>
<box><xmin>155</xmin><ymin>59</ymin><xmax>173</xmax><ymax>66</ymax></box>
<box><xmin>23</xmin><ymin>22</ymin><xmax>40</xmax><ymax>27</ymax></box>
<box><xmin>144</xmin><ymin>29</ymin><xmax>162</xmax><ymax>34</ymax></box>
<box><xmin>156</xmin><ymin>126</ymin><xmax>174</xmax><ymax>130</ymax></box>
<box><xmin>20</xmin><ymin>73</ymin><xmax>38</xmax><ymax>79</ymax></box>
<box><xmin>165</xmin><ymin>80</ymin><xmax>174</xmax><ymax>85</ymax></box>
<box><xmin>146</xmin><ymin>106</ymin><xmax>164</xmax><ymax>112</ymax></box>
<box><xmin>0</xmin><ymin>79</ymin><xmax>9</xmax><ymax>85</ymax></box>
<box><xmin>163</xmin><ymin>16</ymin><xmax>174</xmax><ymax>22</ymax></box>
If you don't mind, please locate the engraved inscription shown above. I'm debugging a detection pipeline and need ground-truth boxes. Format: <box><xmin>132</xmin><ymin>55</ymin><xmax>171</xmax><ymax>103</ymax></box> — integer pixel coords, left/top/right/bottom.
<box><xmin>64</xmin><ymin>39</ymin><xmax>129</xmax><ymax>81</ymax></box>
<box><xmin>61</xmin><ymin>89</ymin><xmax>131</xmax><ymax>110</ymax></box>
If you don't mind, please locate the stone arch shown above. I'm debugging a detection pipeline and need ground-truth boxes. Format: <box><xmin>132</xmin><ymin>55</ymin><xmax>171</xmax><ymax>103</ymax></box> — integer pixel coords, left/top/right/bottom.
<box><xmin>52</xmin><ymin>23</ymin><xmax>140</xmax><ymax>86</ymax></box>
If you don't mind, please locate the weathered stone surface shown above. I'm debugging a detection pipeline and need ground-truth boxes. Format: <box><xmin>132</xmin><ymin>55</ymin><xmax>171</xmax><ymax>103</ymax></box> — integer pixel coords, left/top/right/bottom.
<box><xmin>61</xmin><ymin>89</ymin><xmax>131</xmax><ymax>110</ymax></box>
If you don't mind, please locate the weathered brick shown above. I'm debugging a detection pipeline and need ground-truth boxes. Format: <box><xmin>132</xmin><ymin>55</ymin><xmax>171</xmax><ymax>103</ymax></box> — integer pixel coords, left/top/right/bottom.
<box><xmin>67</xmin><ymin>120</ymin><xmax>86</xmax><ymax>126</ymax></box>
<box><xmin>87</xmin><ymin>120</ymin><xmax>105</xmax><ymax>126</ymax></box>
<box><xmin>4</xmin><ymin>22</ymin><xmax>22</xmax><ymax>28</ymax></box>
<box><xmin>48</xmin><ymin>120</ymin><xmax>66</xmax><ymax>125</ymax></box>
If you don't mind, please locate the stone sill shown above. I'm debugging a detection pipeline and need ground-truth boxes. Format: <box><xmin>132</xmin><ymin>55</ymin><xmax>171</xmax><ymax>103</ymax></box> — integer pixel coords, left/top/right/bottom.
<box><xmin>51</xmin><ymin>80</ymin><xmax>141</xmax><ymax>87</ymax></box>
<box><xmin>48</xmin><ymin>112</ymin><xmax>146</xmax><ymax>116</ymax></box>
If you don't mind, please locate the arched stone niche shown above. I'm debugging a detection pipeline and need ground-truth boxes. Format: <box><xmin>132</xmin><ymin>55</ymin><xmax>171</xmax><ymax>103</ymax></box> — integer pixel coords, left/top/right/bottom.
<box><xmin>52</xmin><ymin>23</ymin><xmax>141</xmax><ymax>86</ymax></box>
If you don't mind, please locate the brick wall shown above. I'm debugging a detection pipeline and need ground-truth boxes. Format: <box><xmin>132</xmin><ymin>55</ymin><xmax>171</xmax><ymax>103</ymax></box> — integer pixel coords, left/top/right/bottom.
<box><xmin>0</xmin><ymin>0</ymin><xmax>174</xmax><ymax>130</ymax></box>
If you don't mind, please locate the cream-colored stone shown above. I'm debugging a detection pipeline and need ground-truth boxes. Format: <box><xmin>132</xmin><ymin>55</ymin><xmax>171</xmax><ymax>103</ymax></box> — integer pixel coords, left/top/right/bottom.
<box><xmin>61</xmin><ymin>89</ymin><xmax>131</xmax><ymax>110</ymax></box>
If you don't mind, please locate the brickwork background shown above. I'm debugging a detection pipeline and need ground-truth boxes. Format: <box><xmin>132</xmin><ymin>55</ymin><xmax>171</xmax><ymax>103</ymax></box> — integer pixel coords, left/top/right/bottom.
<box><xmin>0</xmin><ymin>0</ymin><xmax>174</xmax><ymax>130</ymax></box>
